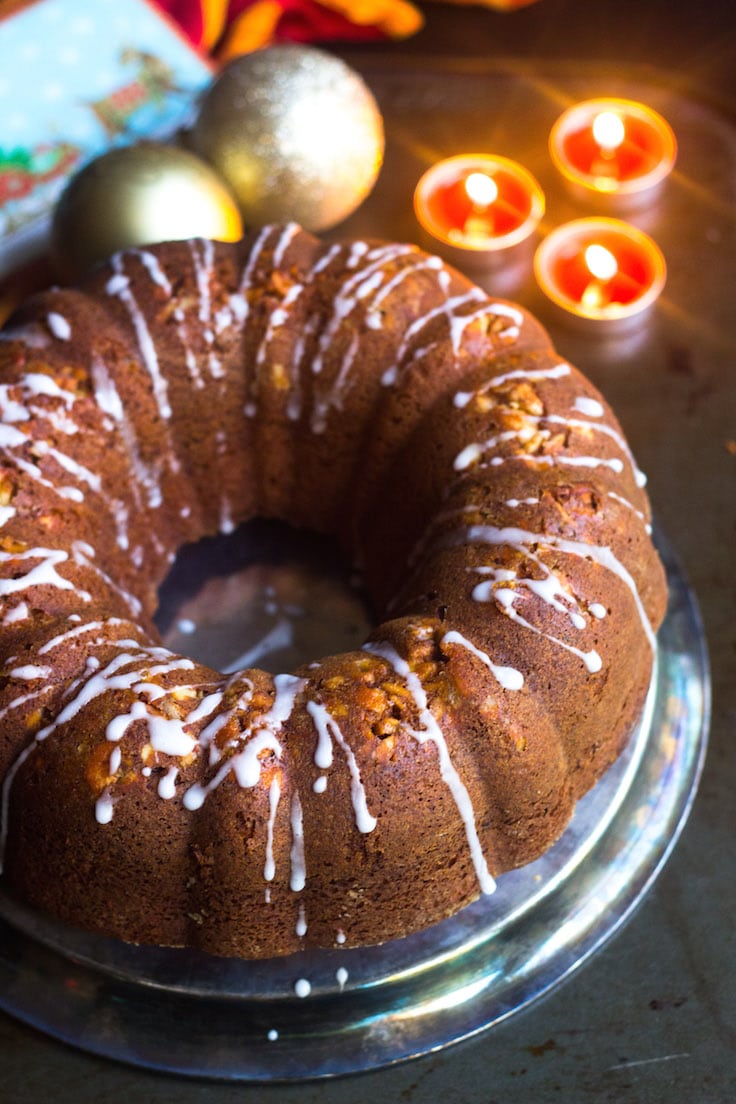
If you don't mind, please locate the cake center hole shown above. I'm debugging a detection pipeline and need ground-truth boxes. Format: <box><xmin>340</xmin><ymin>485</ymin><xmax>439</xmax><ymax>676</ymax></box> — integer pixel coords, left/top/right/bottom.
<box><xmin>155</xmin><ymin>519</ymin><xmax>372</xmax><ymax>675</ymax></box>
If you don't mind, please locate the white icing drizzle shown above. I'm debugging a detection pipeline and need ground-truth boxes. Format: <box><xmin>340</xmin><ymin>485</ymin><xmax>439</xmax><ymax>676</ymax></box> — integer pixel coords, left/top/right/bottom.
<box><xmin>7</xmin><ymin>665</ymin><xmax>51</xmax><ymax>680</ymax></box>
<box><xmin>306</xmin><ymin>699</ymin><xmax>377</xmax><ymax>832</ymax></box>
<box><xmin>244</xmin><ymin>234</ymin><xmax>345</xmax><ymax>420</ymax></box>
<box><xmin>294</xmin><ymin>978</ymin><xmax>311</xmax><ymax>998</ymax></box>
<box><xmin>71</xmin><ymin>540</ymin><xmax>142</xmax><ymax>619</ymax></box>
<box><xmin>461</xmin><ymin>539</ymin><xmax>605</xmax><ymax>671</ymax></box>
<box><xmin>106</xmin><ymin>699</ymin><xmax>197</xmax><ymax>759</ymax></box>
<box><xmin>310</xmin><ymin>330</ymin><xmax>360</xmax><ymax>433</ymax></box>
<box><xmin>272</xmin><ymin>221</ymin><xmax>300</xmax><ymax>267</ymax></box>
<box><xmin>264</xmin><ymin>776</ymin><xmax>281</xmax><ymax>882</ymax></box>
<box><xmin>157</xmin><ymin>765</ymin><xmax>179</xmax><ymax>799</ymax></box>
<box><xmin>453</xmin><ymin>364</ymin><xmax>646</xmax><ymax>488</ymax></box>
<box><xmin>0</xmin><ymin>686</ymin><xmax>52</xmax><ymax>728</ymax></box>
<box><xmin>0</xmin><ymin>424</ymin><xmax>29</xmax><ymax>449</ymax></box>
<box><xmin>0</xmin><ymin>371</ymin><xmax>80</xmax><ymax>445</ymax></box>
<box><xmin>213</xmin><ymin>427</ymin><xmax>235</xmax><ymax>534</ymax></box>
<box><xmin>336</xmin><ymin>929</ymin><xmax>346</xmax><ymax>944</ymax></box>
<box><xmin>0</xmin><ymin>545</ymin><xmax>89</xmax><ymax>601</ymax></box>
<box><xmin>454</xmin><ymin>362</ymin><xmax>571</xmax><ymax>408</ymax></box>
<box><xmin>454</xmin><ymin>429</ymin><xmax>535</xmax><ymax>472</ymax></box>
<box><xmin>90</xmin><ymin>353</ymin><xmax>161</xmax><ymax>512</ymax></box>
<box><xmin>107</xmin><ymin>255</ymin><xmax>172</xmax><ymax>421</ymax></box>
<box><xmin>453</xmin><ymin>416</ymin><xmax>638</xmax><ymax>482</ymax></box>
<box><xmin>486</xmin><ymin>582</ymin><xmax>602</xmax><ymax>672</ymax></box>
<box><xmin>95</xmin><ymin>788</ymin><xmax>115</xmax><ymax>824</ymax></box>
<box><xmin>296</xmin><ymin>901</ymin><xmax>307</xmax><ymax>937</ymax></box>
<box><xmin>46</xmin><ymin>312</ymin><xmax>71</xmax><ymax>341</ymax></box>
<box><xmin>363</xmin><ymin>641</ymin><xmax>496</xmax><ymax>895</ymax></box>
<box><xmin>183</xmin><ymin>673</ymin><xmax>304</xmax><ymax>809</ymax></box>
<box><xmin>32</xmin><ymin>648</ymin><xmax>191</xmax><ymax>748</ymax></box>
<box><xmin>381</xmin><ymin>288</ymin><xmax>487</xmax><ymax>387</ymax></box>
<box><xmin>441</xmin><ymin>630</ymin><xmax>524</xmax><ymax>690</ymax></box>
<box><xmin>545</xmin><ymin>413</ymin><xmax>644</xmax><ymax>485</ymax></box>
<box><xmin>0</xmin><ymin>426</ymin><xmax>84</xmax><ymax>501</ymax></box>
<box><xmin>289</xmin><ymin>790</ymin><xmax>306</xmax><ymax>892</ymax></box>
<box><xmin>267</xmin><ymin>1029</ymin><xmax>279</xmax><ymax>1041</ymax></box>
<box><xmin>573</xmin><ymin>395</ymin><xmax>605</xmax><ymax>417</ymax></box>
<box><xmin>370</xmin><ymin>254</ymin><xmax>444</xmax><ymax>318</ymax></box>
<box><xmin>231</xmin><ymin>224</ymin><xmax>275</xmax><ymax>323</ymax></box>
<box><xmin>32</xmin><ymin>439</ymin><xmax>101</xmax><ymax>494</ymax></box>
<box><xmin>189</xmin><ymin>239</ymin><xmax>224</xmax><ymax>380</ymax></box>
<box><xmin>336</xmin><ymin>966</ymin><xmax>348</xmax><ymax>990</ymax></box>
<box><xmin>0</xmin><ymin>389</ymin><xmax>30</xmax><ymax>423</ymax></box>
<box><xmin>19</xmin><ymin>372</ymin><xmax>75</xmax><ymax>405</ymax></box>
<box><xmin>456</xmin><ymin>524</ymin><xmax>656</xmax><ymax>651</ymax></box>
<box><xmin>607</xmin><ymin>490</ymin><xmax>652</xmax><ymax>533</ymax></box>
<box><xmin>133</xmin><ymin>249</ymin><xmax>172</xmax><ymax>294</ymax></box>
<box><xmin>0</xmin><ymin>505</ymin><xmax>16</xmax><ymax>527</ymax></box>
<box><xmin>509</xmin><ymin>454</ymin><xmax>621</xmax><ymax>476</ymax></box>
<box><xmin>309</xmin><ymin>245</ymin><xmax>416</xmax><ymax>402</ymax></box>
<box><xmin>2</xmin><ymin>599</ymin><xmax>28</xmax><ymax>624</ymax></box>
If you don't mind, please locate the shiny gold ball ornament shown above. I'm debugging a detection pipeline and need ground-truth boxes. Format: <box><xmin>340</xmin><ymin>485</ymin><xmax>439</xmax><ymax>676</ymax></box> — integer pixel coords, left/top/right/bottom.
<box><xmin>51</xmin><ymin>142</ymin><xmax>243</xmax><ymax>281</ymax></box>
<box><xmin>191</xmin><ymin>45</ymin><xmax>385</xmax><ymax>233</ymax></box>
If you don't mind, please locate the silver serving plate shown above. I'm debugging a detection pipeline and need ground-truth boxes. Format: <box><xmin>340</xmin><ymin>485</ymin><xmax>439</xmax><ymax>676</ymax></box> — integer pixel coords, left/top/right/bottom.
<box><xmin>0</xmin><ymin>525</ymin><xmax>709</xmax><ymax>1081</ymax></box>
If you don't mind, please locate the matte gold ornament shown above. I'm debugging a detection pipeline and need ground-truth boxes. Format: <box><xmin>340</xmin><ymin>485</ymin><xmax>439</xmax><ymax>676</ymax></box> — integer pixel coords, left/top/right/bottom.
<box><xmin>51</xmin><ymin>142</ymin><xmax>243</xmax><ymax>281</ymax></box>
<box><xmin>190</xmin><ymin>45</ymin><xmax>384</xmax><ymax>233</ymax></box>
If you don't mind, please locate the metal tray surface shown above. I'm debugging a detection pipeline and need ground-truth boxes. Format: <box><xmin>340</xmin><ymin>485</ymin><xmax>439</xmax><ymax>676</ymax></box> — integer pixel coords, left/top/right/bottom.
<box><xmin>0</xmin><ymin>527</ymin><xmax>709</xmax><ymax>1080</ymax></box>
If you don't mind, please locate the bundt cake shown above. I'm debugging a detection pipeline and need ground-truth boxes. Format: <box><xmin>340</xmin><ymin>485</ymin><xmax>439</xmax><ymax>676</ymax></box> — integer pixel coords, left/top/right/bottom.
<box><xmin>0</xmin><ymin>223</ymin><xmax>667</xmax><ymax>959</ymax></box>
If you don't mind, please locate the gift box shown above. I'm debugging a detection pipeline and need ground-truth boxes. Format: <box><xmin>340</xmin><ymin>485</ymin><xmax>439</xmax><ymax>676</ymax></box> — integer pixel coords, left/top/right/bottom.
<box><xmin>0</xmin><ymin>0</ymin><xmax>212</xmax><ymax>276</ymax></box>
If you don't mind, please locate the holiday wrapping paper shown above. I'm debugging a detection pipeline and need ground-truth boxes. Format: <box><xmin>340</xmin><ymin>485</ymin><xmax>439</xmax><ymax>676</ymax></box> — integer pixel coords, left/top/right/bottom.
<box><xmin>0</xmin><ymin>0</ymin><xmax>212</xmax><ymax>275</ymax></box>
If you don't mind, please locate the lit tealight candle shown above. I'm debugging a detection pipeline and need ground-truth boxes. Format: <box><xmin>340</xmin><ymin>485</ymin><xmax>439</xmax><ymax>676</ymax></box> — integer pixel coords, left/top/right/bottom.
<box><xmin>414</xmin><ymin>154</ymin><xmax>545</xmax><ymax>269</ymax></box>
<box><xmin>534</xmin><ymin>217</ymin><xmax>667</xmax><ymax>332</ymax></box>
<box><xmin>549</xmin><ymin>98</ymin><xmax>676</xmax><ymax>207</ymax></box>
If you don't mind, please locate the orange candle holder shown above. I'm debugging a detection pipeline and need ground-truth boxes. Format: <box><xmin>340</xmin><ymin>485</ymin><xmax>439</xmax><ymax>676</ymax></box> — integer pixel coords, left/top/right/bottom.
<box><xmin>414</xmin><ymin>154</ymin><xmax>545</xmax><ymax>270</ymax></box>
<box><xmin>534</xmin><ymin>217</ymin><xmax>667</xmax><ymax>333</ymax></box>
<box><xmin>549</xmin><ymin>98</ymin><xmax>677</xmax><ymax>208</ymax></box>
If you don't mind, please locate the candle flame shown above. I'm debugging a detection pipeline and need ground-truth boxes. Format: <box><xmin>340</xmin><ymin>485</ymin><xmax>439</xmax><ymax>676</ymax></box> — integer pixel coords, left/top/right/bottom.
<box><xmin>585</xmin><ymin>243</ymin><xmax>618</xmax><ymax>281</ymax></box>
<box><xmin>465</xmin><ymin>171</ymin><xmax>498</xmax><ymax>208</ymax></box>
<box><xmin>592</xmin><ymin>111</ymin><xmax>625</xmax><ymax>153</ymax></box>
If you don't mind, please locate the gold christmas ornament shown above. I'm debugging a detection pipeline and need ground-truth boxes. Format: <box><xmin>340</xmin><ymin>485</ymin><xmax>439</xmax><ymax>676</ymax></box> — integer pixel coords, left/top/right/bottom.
<box><xmin>51</xmin><ymin>143</ymin><xmax>243</xmax><ymax>281</ymax></box>
<box><xmin>190</xmin><ymin>45</ymin><xmax>385</xmax><ymax>233</ymax></box>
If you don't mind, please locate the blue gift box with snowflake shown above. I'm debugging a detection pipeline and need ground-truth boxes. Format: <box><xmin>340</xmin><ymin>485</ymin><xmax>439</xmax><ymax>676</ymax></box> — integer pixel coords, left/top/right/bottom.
<box><xmin>0</xmin><ymin>0</ymin><xmax>212</xmax><ymax>275</ymax></box>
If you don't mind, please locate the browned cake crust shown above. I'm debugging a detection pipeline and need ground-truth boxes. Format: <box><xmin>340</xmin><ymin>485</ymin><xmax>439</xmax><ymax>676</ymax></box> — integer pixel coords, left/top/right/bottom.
<box><xmin>0</xmin><ymin>224</ymin><xmax>667</xmax><ymax>958</ymax></box>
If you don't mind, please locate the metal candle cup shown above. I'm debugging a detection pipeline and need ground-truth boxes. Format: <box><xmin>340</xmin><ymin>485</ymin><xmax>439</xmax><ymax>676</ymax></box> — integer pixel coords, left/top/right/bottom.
<box><xmin>414</xmin><ymin>154</ymin><xmax>545</xmax><ymax>269</ymax></box>
<box><xmin>549</xmin><ymin>98</ymin><xmax>676</xmax><ymax>209</ymax></box>
<box><xmin>534</xmin><ymin>217</ymin><xmax>667</xmax><ymax>333</ymax></box>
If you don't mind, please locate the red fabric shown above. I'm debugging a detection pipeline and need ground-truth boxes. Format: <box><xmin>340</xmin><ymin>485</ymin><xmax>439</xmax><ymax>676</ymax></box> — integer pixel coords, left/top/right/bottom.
<box><xmin>156</xmin><ymin>0</ymin><xmax>207</xmax><ymax>46</ymax></box>
<box><xmin>235</xmin><ymin>0</ymin><xmax>389</xmax><ymax>44</ymax></box>
<box><xmin>153</xmin><ymin>0</ymin><xmax>389</xmax><ymax>49</ymax></box>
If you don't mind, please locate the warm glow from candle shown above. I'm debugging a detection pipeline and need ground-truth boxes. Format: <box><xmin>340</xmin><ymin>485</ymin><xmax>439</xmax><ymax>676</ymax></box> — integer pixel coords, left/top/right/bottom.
<box><xmin>464</xmin><ymin>171</ymin><xmax>498</xmax><ymax>208</ymax></box>
<box><xmin>585</xmin><ymin>243</ymin><xmax>618</xmax><ymax>281</ymax></box>
<box><xmin>534</xmin><ymin>217</ymin><xmax>667</xmax><ymax>329</ymax></box>
<box><xmin>413</xmin><ymin>154</ymin><xmax>545</xmax><ymax>267</ymax></box>
<box><xmin>592</xmin><ymin>111</ymin><xmax>625</xmax><ymax>153</ymax></box>
<box><xmin>549</xmin><ymin>98</ymin><xmax>676</xmax><ymax>203</ymax></box>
